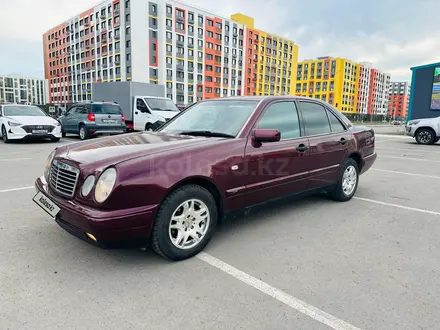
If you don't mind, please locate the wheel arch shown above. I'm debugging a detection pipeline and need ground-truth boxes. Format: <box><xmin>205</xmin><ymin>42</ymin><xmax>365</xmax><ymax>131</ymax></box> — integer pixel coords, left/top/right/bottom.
<box><xmin>165</xmin><ymin>176</ymin><xmax>224</xmax><ymax>220</ymax></box>
<box><xmin>414</xmin><ymin>126</ymin><xmax>436</xmax><ymax>137</ymax></box>
<box><xmin>347</xmin><ymin>152</ymin><xmax>362</xmax><ymax>172</ymax></box>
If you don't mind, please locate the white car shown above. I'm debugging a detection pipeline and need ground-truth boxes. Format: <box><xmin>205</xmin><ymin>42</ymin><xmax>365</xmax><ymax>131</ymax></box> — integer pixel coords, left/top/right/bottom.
<box><xmin>0</xmin><ymin>104</ymin><xmax>62</xmax><ymax>143</ymax></box>
<box><xmin>405</xmin><ymin>116</ymin><xmax>440</xmax><ymax>145</ymax></box>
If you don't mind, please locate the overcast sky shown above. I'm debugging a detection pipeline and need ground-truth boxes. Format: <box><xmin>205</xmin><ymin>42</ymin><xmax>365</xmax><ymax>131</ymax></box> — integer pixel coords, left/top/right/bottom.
<box><xmin>0</xmin><ymin>0</ymin><xmax>438</xmax><ymax>82</ymax></box>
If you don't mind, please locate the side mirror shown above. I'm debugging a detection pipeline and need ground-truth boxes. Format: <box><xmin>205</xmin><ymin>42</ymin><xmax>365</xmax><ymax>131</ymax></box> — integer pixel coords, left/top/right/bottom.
<box><xmin>253</xmin><ymin>129</ymin><xmax>281</xmax><ymax>143</ymax></box>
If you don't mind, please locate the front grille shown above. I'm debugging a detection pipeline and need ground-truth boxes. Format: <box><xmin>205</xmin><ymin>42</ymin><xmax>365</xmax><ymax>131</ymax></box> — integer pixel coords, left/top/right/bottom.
<box><xmin>22</xmin><ymin>125</ymin><xmax>55</xmax><ymax>133</ymax></box>
<box><xmin>49</xmin><ymin>160</ymin><xmax>80</xmax><ymax>197</ymax></box>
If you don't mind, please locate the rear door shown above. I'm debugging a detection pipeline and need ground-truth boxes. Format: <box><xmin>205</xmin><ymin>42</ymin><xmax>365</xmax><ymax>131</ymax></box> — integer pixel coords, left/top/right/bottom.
<box><xmin>92</xmin><ymin>103</ymin><xmax>123</xmax><ymax>128</ymax></box>
<box><xmin>297</xmin><ymin>100</ymin><xmax>351</xmax><ymax>189</ymax></box>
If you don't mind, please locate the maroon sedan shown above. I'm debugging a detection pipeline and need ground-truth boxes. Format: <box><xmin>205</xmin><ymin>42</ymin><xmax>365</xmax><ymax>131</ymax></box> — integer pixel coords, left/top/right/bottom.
<box><xmin>33</xmin><ymin>96</ymin><xmax>376</xmax><ymax>261</ymax></box>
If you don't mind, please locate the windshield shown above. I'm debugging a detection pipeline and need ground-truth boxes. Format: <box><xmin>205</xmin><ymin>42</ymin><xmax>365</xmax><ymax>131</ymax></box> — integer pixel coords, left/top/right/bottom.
<box><xmin>92</xmin><ymin>104</ymin><xmax>123</xmax><ymax>115</ymax></box>
<box><xmin>158</xmin><ymin>100</ymin><xmax>259</xmax><ymax>137</ymax></box>
<box><xmin>3</xmin><ymin>105</ymin><xmax>46</xmax><ymax>117</ymax></box>
<box><xmin>145</xmin><ymin>98</ymin><xmax>179</xmax><ymax>111</ymax></box>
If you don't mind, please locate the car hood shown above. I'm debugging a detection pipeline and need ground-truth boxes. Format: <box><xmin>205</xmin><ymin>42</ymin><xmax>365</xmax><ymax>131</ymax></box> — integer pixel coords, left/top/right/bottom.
<box><xmin>5</xmin><ymin>115</ymin><xmax>59</xmax><ymax>126</ymax></box>
<box><xmin>60</xmin><ymin>132</ymin><xmax>223</xmax><ymax>168</ymax></box>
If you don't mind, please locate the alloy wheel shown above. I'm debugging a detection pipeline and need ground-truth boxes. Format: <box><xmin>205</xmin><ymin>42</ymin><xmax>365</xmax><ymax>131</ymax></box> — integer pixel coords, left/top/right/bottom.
<box><xmin>418</xmin><ymin>131</ymin><xmax>432</xmax><ymax>144</ymax></box>
<box><xmin>168</xmin><ymin>199</ymin><xmax>210</xmax><ymax>250</ymax></box>
<box><xmin>342</xmin><ymin>165</ymin><xmax>357</xmax><ymax>196</ymax></box>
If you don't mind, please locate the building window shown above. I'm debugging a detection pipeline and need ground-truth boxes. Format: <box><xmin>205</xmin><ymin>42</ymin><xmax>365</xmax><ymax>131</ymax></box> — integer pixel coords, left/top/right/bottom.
<box><xmin>152</xmin><ymin>4</ymin><xmax>156</xmax><ymax>12</ymax></box>
<box><xmin>176</xmin><ymin>9</ymin><xmax>184</xmax><ymax>18</ymax></box>
<box><xmin>166</xmin><ymin>6</ymin><xmax>172</xmax><ymax>14</ymax></box>
<box><xmin>166</xmin><ymin>31</ymin><xmax>172</xmax><ymax>39</ymax></box>
<box><xmin>166</xmin><ymin>19</ymin><xmax>172</xmax><ymax>27</ymax></box>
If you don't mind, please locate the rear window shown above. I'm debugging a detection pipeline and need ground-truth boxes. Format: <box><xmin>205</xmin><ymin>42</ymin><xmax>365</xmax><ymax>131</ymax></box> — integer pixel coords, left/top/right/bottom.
<box><xmin>92</xmin><ymin>104</ymin><xmax>122</xmax><ymax>115</ymax></box>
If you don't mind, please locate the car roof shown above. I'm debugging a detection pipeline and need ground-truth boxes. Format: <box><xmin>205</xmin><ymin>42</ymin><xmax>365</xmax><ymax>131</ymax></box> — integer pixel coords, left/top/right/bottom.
<box><xmin>198</xmin><ymin>95</ymin><xmax>327</xmax><ymax>102</ymax></box>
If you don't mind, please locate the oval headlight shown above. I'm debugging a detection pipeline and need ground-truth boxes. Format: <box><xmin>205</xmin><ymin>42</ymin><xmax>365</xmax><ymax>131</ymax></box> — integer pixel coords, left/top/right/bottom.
<box><xmin>44</xmin><ymin>150</ymin><xmax>56</xmax><ymax>180</ymax></box>
<box><xmin>81</xmin><ymin>175</ymin><xmax>95</xmax><ymax>197</ymax></box>
<box><xmin>94</xmin><ymin>168</ymin><xmax>117</xmax><ymax>203</ymax></box>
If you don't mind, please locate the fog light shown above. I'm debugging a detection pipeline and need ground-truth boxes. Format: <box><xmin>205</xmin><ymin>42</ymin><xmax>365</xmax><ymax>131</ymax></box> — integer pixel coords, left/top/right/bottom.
<box><xmin>86</xmin><ymin>232</ymin><xmax>97</xmax><ymax>242</ymax></box>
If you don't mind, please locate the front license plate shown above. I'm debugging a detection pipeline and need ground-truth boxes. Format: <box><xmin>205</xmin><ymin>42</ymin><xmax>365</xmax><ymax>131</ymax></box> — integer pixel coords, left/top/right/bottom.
<box><xmin>102</xmin><ymin>119</ymin><xmax>117</xmax><ymax>124</ymax></box>
<box><xmin>33</xmin><ymin>191</ymin><xmax>60</xmax><ymax>218</ymax></box>
<box><xmin>32</xmin><ymin>130</ymin><xmax>48</xmax><ymax>134</ymax></box>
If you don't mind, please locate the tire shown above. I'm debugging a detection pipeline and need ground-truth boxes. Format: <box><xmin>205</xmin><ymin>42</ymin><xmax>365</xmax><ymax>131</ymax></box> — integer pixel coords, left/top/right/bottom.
<box><xmin>145</xmin><ymin>123</ymin><xmax>154</xmax><ymax>132</ymax></box>
<box><xmin>62</xmin><ymin>131</ymin><xmax>66</xmax><ymax>137</ymax></box>
<box><xmin>435</xmin><ymin>137</ymin><xmax>439</xmax><ymax>143</ymax></box>
<box><xmin>79</xmin><ymin>124</ymin><xmax>88</xmax><ymax>140</ymax></box>
<box><xmin>51</xmin><ymin>137</ymin><xmax>61</xmax><ymax>142</ymax></box>
<box><xmin>415</xmin><ymin>128</ymin><xmax>435</xmax><ymax>145</ymax></box>
<box><xmin>1</xmin><ymin>125</ymin><xmax>9</xmax><ymax>143</ymax></box>
<box><xmin>151</xmin><ymin>185</ymin><xmax>218</xmax><ymax>261</ymax></box>
<box><xmin>329</xmin><ymin>158</ymin><xmax>359</xmax><ymax>202</ymax></box>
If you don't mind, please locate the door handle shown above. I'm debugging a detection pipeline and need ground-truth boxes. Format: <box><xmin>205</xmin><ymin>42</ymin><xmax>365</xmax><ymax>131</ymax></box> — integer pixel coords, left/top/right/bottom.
<box><xmin>340</xmin><ymin>138</ymin><xmax>348</xmax><ymax>145</ymax></box>
<box><xmin>296</xmin><ymin>144</ymin><xmax>308</xmax><ymax>152</ymax></box>
<box><xmin>135</xmin><ymin>111</ymin><xmax>139</xmax><ymax>115</ymax></box>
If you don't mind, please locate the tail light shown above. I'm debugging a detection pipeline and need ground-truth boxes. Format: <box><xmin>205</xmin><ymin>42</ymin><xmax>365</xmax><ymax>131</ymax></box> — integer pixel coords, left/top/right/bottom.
<box><xmin>121</xmin><ymin>114</ymin><xmax>125</xmax><ymax>122</ymax></box>
<box><xmin>87</xmin><ymin>113</ymin><xmax>95</xmax><ymax>122</ymax></box>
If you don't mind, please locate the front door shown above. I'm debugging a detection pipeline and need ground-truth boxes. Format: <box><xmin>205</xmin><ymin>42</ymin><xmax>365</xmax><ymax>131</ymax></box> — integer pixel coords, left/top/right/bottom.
<box><xmin>134</xmin><ymin>97</ymin><xmax>153</xmax><ymax>131</ymax></box>
<box><xmin>229</xmin><ymin>100</ymin><xmax>310</xmax><ymax>209</ymax></box>
<box><xmin>297</xmin><ymin>101</ymin><xmax>351</xmax><ymax>189</ymax></box>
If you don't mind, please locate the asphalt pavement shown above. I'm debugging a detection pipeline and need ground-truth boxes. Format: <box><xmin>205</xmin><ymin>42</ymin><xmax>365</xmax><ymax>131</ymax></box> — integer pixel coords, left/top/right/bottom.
<box><xmin>1</xmin><ymin>134</ymin><xmax>440</xmax><ymax>330</ymax></box>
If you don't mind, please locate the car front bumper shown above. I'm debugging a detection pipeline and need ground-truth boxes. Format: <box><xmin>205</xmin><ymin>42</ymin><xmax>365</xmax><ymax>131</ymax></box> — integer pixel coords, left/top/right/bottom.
<box><xmin>404</xmin><ymin>125</ymin><xmax>415</xmax><ymax>137</ymax></box>
<box><xmin>7</xmin><ymin>126</ymin><xmax>62</xmax><ymax>140</ymax></box>
<box><xmin>34</xmin><ymin>176</ymin><xmax>157</xmax><ymax>247</ymax></box>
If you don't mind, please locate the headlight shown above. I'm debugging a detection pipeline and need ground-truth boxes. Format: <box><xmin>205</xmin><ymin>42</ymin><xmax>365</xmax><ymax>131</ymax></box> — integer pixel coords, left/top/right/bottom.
<box><xmin>81</xmin><ymin>175</ymin><xmax>95</xmax><ymax>197</ymax></box>
<box><xmin>408</xmin><ymin>120</ymin><xmax>420</xmax><ymax>125</ymax></box>
<box><xmin>94</xmin><ymin>168</ymin><xmax>117</xmax><ymax>203</ymax></box>
<box><xmin>54</xmin><ymin>120</ymin><xmax>61</xmax><ymax>126</ymax></box>
<box><xmin>8</xmin><ymin>121</ymin><xmax>21</xmax><ymax>127</ymax></box>
<box><xmin>44</xmin><ymin>150</ymin><xmax>56</xmax><ymax>180</ymax></box>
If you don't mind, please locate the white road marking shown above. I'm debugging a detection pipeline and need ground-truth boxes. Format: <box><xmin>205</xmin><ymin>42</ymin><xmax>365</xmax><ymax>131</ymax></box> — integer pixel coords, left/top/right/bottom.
<box><xmin>379</xmin><ymin>155</ymin><xmax>440</xmax><ymax>163</ymax></box>
<box><xmin>0</xmin><ymin>186</ymin><xmax>34</xmax><ymax>193</ymax></box>
<box><xmin>354</xmin><ymin>197</ymin><xmax>440</xmax><ymax>216</ymax></box>
<box><xmin>376</xmin><ymin>147</ymin><xmax>440</xmax><ymax>154</ymax></box>
<box><xmin>0</xmin><ymin>158</ymin><xmax>32</xmax><ymax>162</ymax></box>
<box><xmin>371</xmin><ymin>168</ymin><xmax>440</xmax><ymax>179</ymax></box>
<box><xmin>197</xmin><ymin>252</ymin><xmax>361</xmax><ymax>330</ymax></box>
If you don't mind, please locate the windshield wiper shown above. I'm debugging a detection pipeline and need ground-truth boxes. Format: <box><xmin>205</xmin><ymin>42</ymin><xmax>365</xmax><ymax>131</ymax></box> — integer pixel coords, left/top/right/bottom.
<box><xmin>179</xmin><ymin>130</ymin><xmax>235</xmax><ymax>138</ymax></box>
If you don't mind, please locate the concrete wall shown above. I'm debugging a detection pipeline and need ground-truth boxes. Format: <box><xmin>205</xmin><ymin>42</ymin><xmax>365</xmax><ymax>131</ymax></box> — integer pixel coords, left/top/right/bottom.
<box><xmin>409</xmin><ymin>66</ymin><xmax>438</xmax><ymax>120</ymax></box>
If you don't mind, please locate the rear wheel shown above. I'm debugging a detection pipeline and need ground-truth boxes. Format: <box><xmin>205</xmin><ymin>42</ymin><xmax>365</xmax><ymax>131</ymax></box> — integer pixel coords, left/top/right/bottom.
<box><xmin>329</xmin><ymin>158</ymin><xmax>359</xmax><ymax>202</ymax></box>
<box><xmin>1</xmin><ymin>126</ymin><xmax>9</xmax><ymax>143</ymax></box>
<box><xmin>415</xmin><ymin>128</ymin><xmax>435</xmax><ymax>145</ymax></box>
<box><xmin>151</xmin><ymin>185</ymin><xmax>218</xmax><ymax>261</ymax></box>
<box><xmin>79</xmin><ymin>125</ymin><xmax>88</xmax><ymax>140</ymax></box>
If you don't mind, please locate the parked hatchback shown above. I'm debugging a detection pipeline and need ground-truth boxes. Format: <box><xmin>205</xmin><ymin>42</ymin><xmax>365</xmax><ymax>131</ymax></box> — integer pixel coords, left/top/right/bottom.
<box><xmin>59</xmin><ymin>101</ymin><xmax>126</xmax><ymax>140</ymax></box>
<box><xmin>34</xmin><ymin>96</ymin><xmax>377</xmax><ymax>261</ymax></box>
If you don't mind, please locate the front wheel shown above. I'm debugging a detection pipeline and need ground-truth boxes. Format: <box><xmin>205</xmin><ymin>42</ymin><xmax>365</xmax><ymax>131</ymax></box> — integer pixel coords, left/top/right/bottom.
<box><xmin>329</xmin><ymin>158</ymin><xmax>359</xmax><ymax>202</ymax></box>
<box><xmin>415</xmin><ymin>128</ymin><xmax>435</xmax><ymax>145</ymax></box>
<box><xmin>1</xmin><ymin>126</ymin><xmax>9</xmax><ymax>143</ymax></box>
<box><xmin>145</xmin><ymin>123</ymin><xmax>154</xmax><ymax>132</ymax></box>
<box><xmin>151</xmin><ymin>185</ymin><xmax>218</xmax><ymax>261</ymax></box>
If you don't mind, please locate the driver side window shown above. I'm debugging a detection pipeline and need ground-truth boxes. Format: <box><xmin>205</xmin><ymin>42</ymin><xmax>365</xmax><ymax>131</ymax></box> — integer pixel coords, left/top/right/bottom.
<box><xmin>136</xmin><ymin>99</ymin><xmax>150</xmax><ymax>113</ymax></box>
<box><xmin>257</xmin><ymin>101</ymin><xmax>301</xmax><ymax>140</ymax></box>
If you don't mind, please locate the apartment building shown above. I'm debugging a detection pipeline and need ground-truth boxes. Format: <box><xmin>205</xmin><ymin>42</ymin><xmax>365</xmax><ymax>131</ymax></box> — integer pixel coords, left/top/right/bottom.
<box><xmin>388</xmin><ymin>81</ymin><xmax>410</xmax><ymax>119</ymax></box>
<box><xmin>0</xmin><ymin>75</ymin><xmax>48</xmax><ymax>105</ymax></box>
<box><xmin>367</xmin><ymin>68</ymin><xmax>391</xmax><ymax>116</ymax></box>
<box><xmin>295</xmin><ymin>57</ymin><xmax>358</xmax><ymax>113</ymax></box>
<box><xmin>42</xmin><ymin>0</ymin><xmax>298</xmax><ymax>106</ymax></box>
<box><xmin>355</xmin><ymin>62</ymin><xmax>372</xmax><ymax>115</ymax></box>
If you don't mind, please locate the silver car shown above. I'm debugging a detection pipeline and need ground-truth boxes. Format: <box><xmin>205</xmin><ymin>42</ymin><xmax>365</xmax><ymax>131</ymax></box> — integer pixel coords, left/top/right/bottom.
<box><xmin>59</xmin><ymin>102</ymin><xmax>127</xmax><ymax>140</ymax></box>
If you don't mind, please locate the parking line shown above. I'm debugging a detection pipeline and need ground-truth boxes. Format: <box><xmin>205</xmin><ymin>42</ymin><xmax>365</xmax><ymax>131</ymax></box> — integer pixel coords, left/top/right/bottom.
<box><xmin>197</xmin><ymin>252</ymin><xmax>361</xmax><ymax>330</ymax></box>
<box><xmin>376</xmin><ymin>147</ymin><xmax>440</xmax><ymax>154</ymax></box>
<box><xmin>0</xmin><ymin>186</ymin><xmax>34</xmax><ymax>193</ymax></box>
<box><xmin>379</xmin><ymin>155</ymin><xmax>440</xmax><ymax>163</ymax></box>
<box><xmin>354</xmin><ymin>197</ymin><xmax>440</xmax><ymax>216</ymax></box>
<box><xmin>0</xmin><ymin>158</ymin><xmax>32</xmax><ymax>162</ymax></box>
<box><xmin>371</xmin><ymin>168</ymin><xmax>440</xmax><ymax>179</ymax></box>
